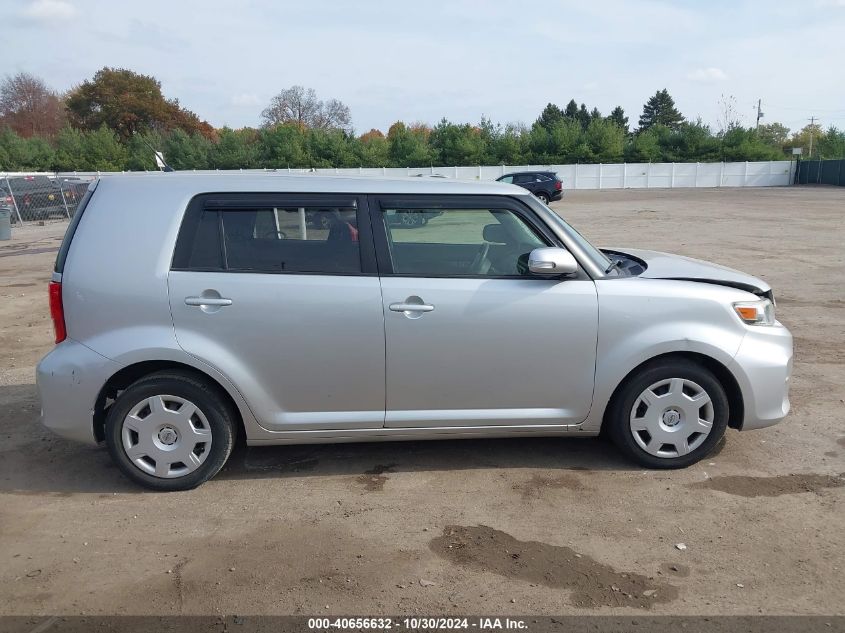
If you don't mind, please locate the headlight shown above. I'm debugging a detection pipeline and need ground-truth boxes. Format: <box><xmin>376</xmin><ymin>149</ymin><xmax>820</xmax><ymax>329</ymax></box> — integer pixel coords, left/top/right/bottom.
<box><xmin>733</xmin><ymin>298</ymin><xmax>775</xmax><ymax>326</ymax></box>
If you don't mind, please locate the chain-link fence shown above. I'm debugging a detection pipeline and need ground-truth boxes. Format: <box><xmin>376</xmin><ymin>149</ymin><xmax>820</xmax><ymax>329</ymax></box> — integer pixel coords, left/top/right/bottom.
<box><xmin>1</xmin><ymin>173</ymin><xmax>96</xmax><ymax>225</ymax></box>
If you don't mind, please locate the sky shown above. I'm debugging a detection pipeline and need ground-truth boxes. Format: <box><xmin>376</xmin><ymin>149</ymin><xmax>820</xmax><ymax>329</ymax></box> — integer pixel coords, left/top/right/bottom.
<box><xmin>3</xmin><ymin>0</ymin><xmax>845</xmax><ymax>135</ymax></box>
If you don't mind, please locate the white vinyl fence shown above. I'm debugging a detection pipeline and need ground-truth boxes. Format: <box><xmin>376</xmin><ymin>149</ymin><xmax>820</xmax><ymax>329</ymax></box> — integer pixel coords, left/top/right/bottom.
<box><xmin>1</xmin><ymin>160</ymin><xmax>795</xmax><ymax>225</ymax></box>
<box><xmin>309</xmin><ymin>160</ymin><xmax>795</xmax><ymax>189</ymax></box>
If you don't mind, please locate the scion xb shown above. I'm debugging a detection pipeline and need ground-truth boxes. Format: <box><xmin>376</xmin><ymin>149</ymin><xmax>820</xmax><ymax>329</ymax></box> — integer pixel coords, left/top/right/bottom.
<box><xmin>37</xmin><ymin>174</ymin><xmax>792</xmax><ymax>490</ymax></box>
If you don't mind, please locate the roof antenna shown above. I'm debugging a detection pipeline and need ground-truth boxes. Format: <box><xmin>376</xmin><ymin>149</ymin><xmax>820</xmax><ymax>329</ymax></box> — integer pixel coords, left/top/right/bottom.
<box><xmin>136</xmin><ymin>134</ymin><xmax>174</xmax><ymax>172</ymax></box>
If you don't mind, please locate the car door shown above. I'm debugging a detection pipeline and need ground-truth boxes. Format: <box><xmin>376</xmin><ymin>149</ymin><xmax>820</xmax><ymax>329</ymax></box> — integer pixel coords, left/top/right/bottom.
<box><xmin>512</xmin><ymin>173</ymin><xmax>536</xmax><ymax>193</ymax></box>
<box><xmin>371</xmin><ymin>194</ymin><xmax>598</xmax><ymax>428</ymax></box>
<box><xmin>168</xmin><ymin>193</ymin><xmax>386</xmax><ymax>431</ymax></box>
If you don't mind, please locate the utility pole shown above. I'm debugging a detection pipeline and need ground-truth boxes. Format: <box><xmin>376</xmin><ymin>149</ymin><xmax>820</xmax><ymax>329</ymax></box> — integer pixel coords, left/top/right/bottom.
<box><xmin>755</xmin><ymin>99</ymin><xmax>764</xmax><ymax>131</ymax></box>
<box><xmin>808</xmin><ymin>116</ymin><xmax>816</xmax><ymax>159</ymax></box>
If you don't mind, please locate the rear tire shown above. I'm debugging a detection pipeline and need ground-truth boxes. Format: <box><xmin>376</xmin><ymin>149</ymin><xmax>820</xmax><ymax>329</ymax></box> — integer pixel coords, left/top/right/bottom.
<box><xmin>104</xmin><ymin>371</ymin><xmax>236</xmax><ymax>491</ymax></box>
<box><xmin>606</xmin><ymin>359</ymin><xmax>729</xmax><ymax>469</ymax></box>
<box><xmin>536</xmin><ymin>192</ymin><xmax>550</xmax><ymax>204</ymax></box>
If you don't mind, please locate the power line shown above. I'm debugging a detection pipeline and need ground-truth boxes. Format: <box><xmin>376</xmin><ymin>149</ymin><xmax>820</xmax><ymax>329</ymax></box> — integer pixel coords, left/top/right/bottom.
<box><xmin>764</xmin><ymin>103</ymin><xmax>845</xmax><ymax>114</ymax></box>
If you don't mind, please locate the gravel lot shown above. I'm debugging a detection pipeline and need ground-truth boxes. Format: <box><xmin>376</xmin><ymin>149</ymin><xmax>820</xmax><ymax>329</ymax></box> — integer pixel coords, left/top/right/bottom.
<box><xmin>0</xmin><ymin>186</ymin><xmax>843</xmax><ymax>616</ymax></box>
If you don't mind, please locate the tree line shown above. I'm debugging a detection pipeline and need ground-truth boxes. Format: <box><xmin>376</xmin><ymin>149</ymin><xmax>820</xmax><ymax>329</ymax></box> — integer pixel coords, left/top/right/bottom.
<box><xmin>1</xmin><ymin>68</ymin><xmax>843</xmax><ymax>173</ymax></box>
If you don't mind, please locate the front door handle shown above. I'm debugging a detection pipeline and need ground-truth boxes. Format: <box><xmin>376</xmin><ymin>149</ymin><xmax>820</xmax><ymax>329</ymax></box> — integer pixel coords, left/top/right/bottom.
<box><xmin>389</xmin><ymin>296</ymin><xmax>434</xmax><ymax>318</ymax></box>
<box><xmin>389</xmin><ymin>302</ymin><xmax>434</xmax><ymax>313</ymax></box>
<box><xmin>185</xmin><ymin>296</ymin><xmax>232</xmax><ymax>307</ymax></box>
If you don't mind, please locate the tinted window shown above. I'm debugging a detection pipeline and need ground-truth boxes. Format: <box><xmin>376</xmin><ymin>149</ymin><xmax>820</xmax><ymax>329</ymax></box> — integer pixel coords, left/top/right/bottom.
<box><xmin>513</xmin><ymin>174</ymin><xmax>533</xmax><ymax>184</ymax></box>
<box><xmin>54</xmin><ymin>184</ymin><xmax>95</xmax><ymax>274</ymax></box>
<box><xmin>185</xmin><ymin>209</ymin><xmax>223</xmax><ymax>269</ymax></box>
<box><xmin>174</xmin><ymin>203</ymin><xmax>362</xmax><ymax>274</ymax></box>
<box><xmin>381</xmin><ymin>207</ymin><xmax>548</xmax><ymax>276</ymax></box>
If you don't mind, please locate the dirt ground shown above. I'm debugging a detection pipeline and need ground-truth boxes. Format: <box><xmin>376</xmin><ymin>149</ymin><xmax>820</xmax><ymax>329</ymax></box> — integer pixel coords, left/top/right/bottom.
<box><xmin>0</xmin><ymin>186</ymin><xmax>843</xmax><ymax>616</ymax></box>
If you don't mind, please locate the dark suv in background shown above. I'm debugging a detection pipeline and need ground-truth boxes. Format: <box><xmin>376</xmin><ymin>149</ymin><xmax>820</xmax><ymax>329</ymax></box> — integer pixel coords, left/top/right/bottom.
<box><xmin>1</xmin><ymin>176</ymin><xmax>90</xmax><ymax>223</ymax></box>
<box><xmin>496</xmin><ymin>171</ymin><xmax>563</xmax><ymax>204</ymax></box>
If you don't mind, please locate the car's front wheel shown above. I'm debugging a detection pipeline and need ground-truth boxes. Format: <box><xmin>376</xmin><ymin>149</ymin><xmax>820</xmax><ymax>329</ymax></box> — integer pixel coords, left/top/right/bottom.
<box><xmin>104</xmin><ymin>371</ymin><xmax>236</xmax><ymax>491</ymax></box>
<box><xmin>607</xmin><ymin>359</ymin><xmax>729</xmax><ymax>469</ymax></box>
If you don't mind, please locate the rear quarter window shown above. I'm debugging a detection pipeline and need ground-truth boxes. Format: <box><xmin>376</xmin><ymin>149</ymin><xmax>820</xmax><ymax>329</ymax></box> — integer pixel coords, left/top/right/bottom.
<box><xmin>54</xmin><ymin>183</ymin><xmax>96</xmax><ymax>274</ymax></box>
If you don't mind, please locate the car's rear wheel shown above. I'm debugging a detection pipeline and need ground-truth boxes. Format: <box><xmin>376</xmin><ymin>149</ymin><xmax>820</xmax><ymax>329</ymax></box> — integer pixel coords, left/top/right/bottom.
<box><xmin>536</xmin><ymin>192</ymin><xmax>550</xmax><ymax>204</ymax></box>
<box><xmin>607</xmin><ymin>359</ymin><xmax>729</xmax><ymax>469</ymax></box>
<box><xmin>104</xmin><ymin>371</ymin><xmax>236</xmax><ymax>491</ymax></box>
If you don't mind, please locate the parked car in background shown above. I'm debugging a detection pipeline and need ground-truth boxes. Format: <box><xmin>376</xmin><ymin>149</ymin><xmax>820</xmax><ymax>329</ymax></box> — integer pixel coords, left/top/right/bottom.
<box><xmin>59</xmin><ymin>178</ymin><xmax>91</xmax><ymax>206</ymax></box>
<box><xmin>497</xmin><ymin>171</ymin><xmax>563</xmax><ymax>204</ymax></box>
<box><xmin>37</xmin><ymin>173</ymin><xmax>792</xmax><ymax>490</ymax></box>
<box><xmin>3</xmin><ymin>176</ymin><xmax>69</xmax><ymax>221</ymax></box>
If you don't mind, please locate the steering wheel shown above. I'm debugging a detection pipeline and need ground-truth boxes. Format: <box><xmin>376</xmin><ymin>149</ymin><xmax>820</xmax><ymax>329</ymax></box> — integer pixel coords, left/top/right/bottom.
<box><xmin>468</xmin><ymin>242</ymin><xmax>490</xmax><ymax>275</ymax></box>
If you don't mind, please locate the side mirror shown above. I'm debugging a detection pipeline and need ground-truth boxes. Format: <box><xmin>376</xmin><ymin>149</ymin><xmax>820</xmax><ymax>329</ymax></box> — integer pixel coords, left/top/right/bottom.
<box><xmin>528</xmin><ymin>247</ymin><xmax>578</xmax><ymax>276</ymax></box>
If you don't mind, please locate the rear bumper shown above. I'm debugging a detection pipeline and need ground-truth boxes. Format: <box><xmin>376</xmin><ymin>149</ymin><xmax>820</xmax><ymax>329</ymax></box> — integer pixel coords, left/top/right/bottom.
<box><xmin>36</xmin><ymin>339</ymin><xmax>119</xmax><ymax>445</ymax></box>
<box><xmin>550</xmin><ymin>190</ymin><xmax>563</xmax><ymax>201</ymax></box>
<box><xmin>729</xmin><ymin>323</ymin><xmax>793</xmax><ymax>430</ymax></box>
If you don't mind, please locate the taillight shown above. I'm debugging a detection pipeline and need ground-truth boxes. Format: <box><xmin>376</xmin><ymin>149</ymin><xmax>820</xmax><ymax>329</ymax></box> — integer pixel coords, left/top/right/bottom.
<box><xmin>49</xmin><ymin>281</ymin><xmax>67</xmax><ymax>344</ymax></box>
<box><xmin>555</xmin><ymin>181</ymin><xmax>562</xmax><ymax>190</ymax></box>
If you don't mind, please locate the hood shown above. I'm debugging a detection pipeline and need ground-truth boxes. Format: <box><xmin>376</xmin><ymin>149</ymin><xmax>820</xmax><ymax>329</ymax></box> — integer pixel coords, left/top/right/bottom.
<box><xmin>607</xmin><ymin>248</ymin><xmax>772</xmax><ymax>296</ymax></box>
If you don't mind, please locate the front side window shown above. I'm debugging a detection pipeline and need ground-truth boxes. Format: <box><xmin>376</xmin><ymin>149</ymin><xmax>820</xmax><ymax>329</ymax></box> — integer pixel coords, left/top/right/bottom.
<box><xmin>498</xmin><ymin>175</ymin><xmax>514</xmax><ymax>184</ymax></box>
<box><xmin>174</xmin><ymin>203</ymin><xmax>361</xmax><ymax>274</ymax></box>
<box><xmin>381</xmin><ymin>207</ymin><xmax>549</xmax><ymax>277</ymax></box>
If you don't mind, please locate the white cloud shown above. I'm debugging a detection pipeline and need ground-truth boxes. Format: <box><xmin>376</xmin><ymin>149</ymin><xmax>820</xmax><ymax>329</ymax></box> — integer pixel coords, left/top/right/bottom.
<box><xmin>687</xmin><ymin>67</ymin><xmax>728</xmax><ymax>82</ymax></box>
<box><xmin>231</xmin><ymin>93</ymin><xmax>261</xmax><ymax>107</ymax></box>
<box><xmin>19</xmin><ymin>0</ymin><xmax>77</xmax><ymax>22</ymax></box>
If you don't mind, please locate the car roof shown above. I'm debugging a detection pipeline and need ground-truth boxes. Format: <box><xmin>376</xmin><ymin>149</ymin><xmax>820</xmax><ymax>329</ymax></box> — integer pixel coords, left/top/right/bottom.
<box><xmin>500</xmin><ymin>171</ymin><xmax>557</xmax><ymax>177</ymax></box>
<box><xmin>92</xmin><ymin>172</ymin><xmax>529</xmax><ymax>197</ymax></box>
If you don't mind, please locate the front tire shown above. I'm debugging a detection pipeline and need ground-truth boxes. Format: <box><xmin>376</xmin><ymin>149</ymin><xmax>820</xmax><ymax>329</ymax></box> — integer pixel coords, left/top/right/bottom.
<box><xmin>606</xmin><ymin>359</ymin><xmax>729</xmax><ymax>469</ymax></box>
<box><xmin>104</xmin><ymin>371</ymin><xmax>236</xmax><ymax>491</ymax></box>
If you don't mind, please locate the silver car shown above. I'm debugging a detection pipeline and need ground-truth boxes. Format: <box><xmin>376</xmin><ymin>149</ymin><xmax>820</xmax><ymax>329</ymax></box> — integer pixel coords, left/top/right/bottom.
<box><xmin>37</xmin><ymin>174</ymin><xmax>792</xmax><ymax>490</ymax></box>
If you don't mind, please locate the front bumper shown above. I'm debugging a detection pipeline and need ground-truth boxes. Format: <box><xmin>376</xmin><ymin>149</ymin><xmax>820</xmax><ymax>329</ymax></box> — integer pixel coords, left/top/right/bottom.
<box><xmin>36</xmin><ymin>339</ymin><xmax>120</xmax><ymax>445</ymax></box>
<box><xmin>729</xmin><ymin>322</ymin><xmax>793</xmax><ymax>430</ymax></box>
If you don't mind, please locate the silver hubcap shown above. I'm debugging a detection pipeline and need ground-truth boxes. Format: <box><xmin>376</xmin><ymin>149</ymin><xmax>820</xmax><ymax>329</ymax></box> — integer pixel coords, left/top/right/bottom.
<box><xmin>121</xmin><ymin>395</ymin><xmax>212</xmax><ymax>479</ymax></box>
<box><xmin>629</xmin><ymin>378</ymin><xmax>714</xmax><ymax>458</ymax></box>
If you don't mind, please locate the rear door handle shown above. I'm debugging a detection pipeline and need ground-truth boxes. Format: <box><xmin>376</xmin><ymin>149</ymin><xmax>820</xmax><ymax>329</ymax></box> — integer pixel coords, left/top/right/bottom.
<box><xmin>185</xmin><ymin>296</ymin><xmax>232</xmax><ymax>307</ymax></box>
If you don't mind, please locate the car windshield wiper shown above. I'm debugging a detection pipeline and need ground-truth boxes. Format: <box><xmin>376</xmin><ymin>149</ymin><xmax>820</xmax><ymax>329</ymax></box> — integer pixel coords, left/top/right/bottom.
<box><xmin>605</xmin><ymin>258</ymin><xmax>625</xmax><ymax>274</ymax></box>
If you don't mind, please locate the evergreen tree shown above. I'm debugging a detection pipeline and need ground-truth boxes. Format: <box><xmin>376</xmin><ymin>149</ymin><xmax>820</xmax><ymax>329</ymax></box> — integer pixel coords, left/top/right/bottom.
<box><xmin>638</xmin><ymin>89</ymin><xmax>685</xmax><ymax>131</ymax></box>
<box><xmin>608</xmin><ymin>106</ymin><xmax>629</xmax><ymax>134</ymax></box>
<box><xmin>589</xmin><ymin>107</ymin><xmax>602</xmax><ymax>122</ymax></box>
<box><xmin>535</xmin><ymin>103</ymin><xmax>564</xmax><ymax>131</ymax></box>
<box><xmin>563</xmin><ymin>99</ymin><xmax>579</xmax><ymax>120</ymax></box>
<box><xmin>585</xmin><ymin>118</ymin><xmax>625</xmax><ymax>162</ymax></box>
<box><xmin>577</xmin><ymin>104</ymin><xmax>591</xmax><ymax>130</ymax></box>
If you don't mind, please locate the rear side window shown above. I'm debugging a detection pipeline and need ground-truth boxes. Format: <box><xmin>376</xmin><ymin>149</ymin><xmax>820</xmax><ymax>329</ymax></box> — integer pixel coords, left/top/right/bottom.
<box><xmin>172</xmin><ymin>197</ymin><xmax>363</xmax><ymax>274</ymax></box>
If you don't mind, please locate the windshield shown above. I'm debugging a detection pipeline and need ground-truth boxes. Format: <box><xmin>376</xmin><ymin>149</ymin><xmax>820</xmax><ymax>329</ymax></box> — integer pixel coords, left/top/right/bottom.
<box><xmin>522</xmin><ymin>196</ymin><xmax>612</xmax><ymax>274</ymax></box>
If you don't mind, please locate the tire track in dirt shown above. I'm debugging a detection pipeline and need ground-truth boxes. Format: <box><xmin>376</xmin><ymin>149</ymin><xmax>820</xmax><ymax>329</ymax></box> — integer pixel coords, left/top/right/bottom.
<box><xmin>430</xmin><ymin>525</ymin><xmax>677</xmax><ymax>609</ymax></box>
<box><xmin>689</xmin><ymin>473</ymin><xmax>845</xmax><ymax>497</ymax></box>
